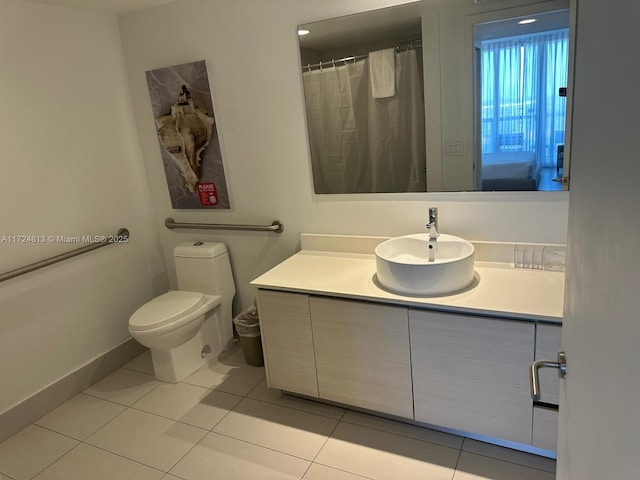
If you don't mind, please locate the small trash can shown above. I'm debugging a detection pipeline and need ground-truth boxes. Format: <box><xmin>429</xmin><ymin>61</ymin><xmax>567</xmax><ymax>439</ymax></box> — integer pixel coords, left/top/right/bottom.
<box><xmin>233</xmin><ymin>301</ymin><xmax>264</xmax><ymax>366</ymax></box>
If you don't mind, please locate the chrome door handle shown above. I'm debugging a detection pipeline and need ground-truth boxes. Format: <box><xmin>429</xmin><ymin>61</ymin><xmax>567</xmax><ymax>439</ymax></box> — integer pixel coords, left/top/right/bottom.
<box><xmin>552</xmin><ymin>176</ymin><xmax>570</xmax><ymax>186</ymax></box>
<box><xmin>529</xmin><ymin>351</ymin><xmax>567</xmax><ymax>401</ymax></box>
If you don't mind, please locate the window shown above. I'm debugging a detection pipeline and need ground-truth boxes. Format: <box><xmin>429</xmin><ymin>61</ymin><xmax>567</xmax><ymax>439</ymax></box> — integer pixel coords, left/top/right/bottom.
<box><xmin>480</xmin><ymin>30</ymin><xmax>569</xmax><ymax>168</ymax></box>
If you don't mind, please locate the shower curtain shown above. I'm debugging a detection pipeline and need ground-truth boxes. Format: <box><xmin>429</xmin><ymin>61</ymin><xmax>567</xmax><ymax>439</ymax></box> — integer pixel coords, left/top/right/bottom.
<box><xmin>303</xmin><ymin>49</ymin><xmax>426</xmax><ymax>193</ymax></box>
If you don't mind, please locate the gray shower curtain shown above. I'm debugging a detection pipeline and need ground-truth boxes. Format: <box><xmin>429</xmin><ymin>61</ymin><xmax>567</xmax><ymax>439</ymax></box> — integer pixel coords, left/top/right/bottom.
<box><xmin>303</xmin><ymin>49</ymin><xmax>426</xmax><ymax>194</ymax></box>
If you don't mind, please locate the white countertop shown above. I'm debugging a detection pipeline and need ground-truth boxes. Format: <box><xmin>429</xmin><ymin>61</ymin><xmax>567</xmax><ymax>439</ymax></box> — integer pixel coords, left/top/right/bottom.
<box><xmin>250</xmin><ymin>235</ymin><xmax>564</xmax><ymax>323</ymax></box>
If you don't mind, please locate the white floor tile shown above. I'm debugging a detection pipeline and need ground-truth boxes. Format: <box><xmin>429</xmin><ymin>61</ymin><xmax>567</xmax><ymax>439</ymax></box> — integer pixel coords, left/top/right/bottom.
<box><xmin>303</xmin><ymin>463</ymin><xmax>372</xmax><ymax>480</ymax></box>
<box><xmin>85</xmin><ymin>408</ymin><xmax>207</xmax><ymax>471</ymax></box>
<box><xmin>32</xmin><ymin>443</ymin><xmax>164</xmax><ymax>480</ymax></box>
<box><xmin>1</xmin><ymin>344</ymin><xmax>565</xmax><ymax>480</ymax></box>
<box><xmin>247</xmin><ymin>380</ymin><xmax>345</xmax><ymax>420</ymax></box>
<box><xmin>212</xmin><ymin>398</ymin><xmax>338</xmax><ymax>460</ymax></box>
<box><xmin>170</xmin><ymin>431</ymin><xmax>310</xmax><ymax>480</ymax></box>
<box><xmin>132</xmin><ymin>382</ymin><xmax>241</xmax><ymax>430</ymax></box>
<box><xmin>453</xmin><ymin>452</ymin><xmax>555</xmax><ymax>480</ymax></box>
<box><xmin>0</xmin><ymin>375</ymin><xmax>79</xmax><ymax>444</ymax></box>
<box><xmin>182</xmin><ymin>358</ymin><xmax>265</xmax><ymax>396</ymax></box>
<box><xmin>123</xmin><ymin>350</ymin><xmax>154</xmax><ymax>375</ymax></box>
<box><xmin>342</xmin><ymin>410</ymin><xmax>463</xmax><ymax>450</ymax></box>
<box><xmin>315</xmin><ymin>422</ymin><xmax>459</xmax><ymax>480</ymax></box>
<box><xmin>461</xmin><ymin>439</ymin><xmax>556</xmax><ymax>473</ymax></box>
<box><xmin>0</xmin><ymin>425</ymin><xmax>78</xmax><ymax>480</ymax></box>
<box><xmin>83</xmin><ymin>368</ymin><xmax>159</xmax><ymax>406</ymax></box>
<box><xmin>35</xmin><ymin>393</ymin><xmax>125</xmax><ymax>440</ymax></box>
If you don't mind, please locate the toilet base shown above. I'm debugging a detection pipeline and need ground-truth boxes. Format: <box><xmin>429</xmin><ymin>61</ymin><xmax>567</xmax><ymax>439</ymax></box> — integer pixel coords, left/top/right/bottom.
<box><xmin>149</xmin><ymin>310</ymin><xmax>233</xmax><ymax>383</ymax></box>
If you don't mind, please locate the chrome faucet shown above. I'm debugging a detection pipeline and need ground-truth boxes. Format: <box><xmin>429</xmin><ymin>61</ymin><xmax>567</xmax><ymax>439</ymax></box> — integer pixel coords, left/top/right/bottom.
<box><xmin>426</xmin><ymin>207</ymin><xmax>438</xmax><ymax>232</ymax></box>
<box><xmin>426</xmin><ymin>207</ymin><xmax>439</xmax><ymax>262</ymax></box>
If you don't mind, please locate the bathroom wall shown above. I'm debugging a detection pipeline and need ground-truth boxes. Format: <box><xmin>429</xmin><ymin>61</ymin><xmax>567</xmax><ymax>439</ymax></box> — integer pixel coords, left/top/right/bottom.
<box><xmin>118</xmin><ymin>0</ymin><xmax>569</xmax><ymax>312</ymax></box>
<box><xmin>0</xmin><ymin>0</ymin><xmax>166</xmax><ymax>414</ymax></box>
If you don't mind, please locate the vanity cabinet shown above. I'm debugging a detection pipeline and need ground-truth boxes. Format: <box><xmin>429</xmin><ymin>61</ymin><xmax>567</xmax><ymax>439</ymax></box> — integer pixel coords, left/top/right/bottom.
<box><xmin>409</xmin><ymin>309</ymin><xmax>535</xmax><ymax>444</ymax></box>
<box><xmin>257</xmin><ymin>290</ymin><xmax>318</xmax><ymax>397</ymax></box>
<box><xmin>309</xmin><ymin>297</ymin><xmax>413</xmax><ymax>418</ymax></box>
<box><xmin>532</xmin><ymin>323</ymin><xmax>562</xmax><ymax>451</ymax></box>
<box><xmin>256</xmin><ymin>288</ymin><xmax>561</xmax><ymax>453</ymax></box>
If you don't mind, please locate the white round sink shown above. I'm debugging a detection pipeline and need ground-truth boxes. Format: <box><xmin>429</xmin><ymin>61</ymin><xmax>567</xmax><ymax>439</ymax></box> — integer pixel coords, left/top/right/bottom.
<box><xmin>375</xmin><ymin>234</ymin><xmax>475</xmax><ymax>296</ymax></box>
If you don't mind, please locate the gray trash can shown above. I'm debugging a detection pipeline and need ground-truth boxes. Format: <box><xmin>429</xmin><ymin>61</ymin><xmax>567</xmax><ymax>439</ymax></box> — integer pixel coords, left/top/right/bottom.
<box><xmin>233</xmin><ymin>301</ymin><xmax>264</xmax><ymax>367</ymax></box>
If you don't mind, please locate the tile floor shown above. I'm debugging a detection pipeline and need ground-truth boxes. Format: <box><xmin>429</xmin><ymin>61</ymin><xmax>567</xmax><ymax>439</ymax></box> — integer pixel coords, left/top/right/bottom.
<box><xmin>0</xmin><ymin>343</ymin><xmax>556</xmax><ymax>480</ymax></box>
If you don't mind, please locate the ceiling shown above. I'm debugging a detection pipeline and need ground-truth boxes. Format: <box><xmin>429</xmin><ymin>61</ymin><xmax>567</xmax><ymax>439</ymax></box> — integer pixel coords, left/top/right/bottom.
<box><xmin>298</xmin><ymin>2</ymin><xmax>422</xmax><ymax>51</ymax></box>
<box><xmin>475</xmin><ymin>9</ymin><xmax>570</xmax><ymax>42</ymax></box>
<box><xmin>21</xmin><ymin>0</ymin><xmax>176</xmax><ymax>15</ymax></box>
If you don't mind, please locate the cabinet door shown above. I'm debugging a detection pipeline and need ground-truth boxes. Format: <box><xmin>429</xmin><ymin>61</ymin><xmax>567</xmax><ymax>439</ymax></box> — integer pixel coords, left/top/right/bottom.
<box><xmin>535</xmin><ymin>323</ymin><xmax>562</xmax><ymax>405</ymax></box>
<box><xmin>533</xmin><ymin>406</ymin><xmax>559</xmax><ymax>453</ymax></box>
<box><xmin>310</xmin><ymin>297</ymin><xmax>413</xmax><ymax>418</ymax></box>
<box><xmin>532</xmin><ymin>323</ymin><xmax>562</xmax><ymax>451</ymax></box>
<box><xmin>409</xmin><ymin>310</ymin><xmax>534</xmax><ymax>444</ymax></box>
<box><xmin>257</xmin><ymin>290</ymin><xmax>318</xmax><ymax>397</ymax></box>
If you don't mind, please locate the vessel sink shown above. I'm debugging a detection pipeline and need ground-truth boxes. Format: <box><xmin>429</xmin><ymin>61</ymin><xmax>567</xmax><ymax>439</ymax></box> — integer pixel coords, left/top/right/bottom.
<box><xmin>375</xmin><ymin>234</ymin><xmax>475</xmax><ymax>296</ymax></box>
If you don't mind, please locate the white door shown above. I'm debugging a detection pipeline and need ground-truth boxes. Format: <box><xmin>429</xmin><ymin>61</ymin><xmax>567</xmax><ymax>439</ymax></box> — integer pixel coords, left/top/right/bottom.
<box><xmin>556</xmin><ymin>1</ymin><xmax>640</xmax><ymax>478</ymax></box>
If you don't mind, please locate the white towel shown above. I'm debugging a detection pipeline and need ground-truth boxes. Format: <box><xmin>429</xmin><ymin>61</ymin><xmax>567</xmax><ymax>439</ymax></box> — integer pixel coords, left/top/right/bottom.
<box><xmin>369</xmin><ymin>48</ymin><xmax>396</xmax><ymax>99</ymax></box>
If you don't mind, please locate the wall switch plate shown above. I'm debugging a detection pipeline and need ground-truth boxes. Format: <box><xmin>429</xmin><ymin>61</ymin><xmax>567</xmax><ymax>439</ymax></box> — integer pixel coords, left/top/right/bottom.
<box><xmin>444</xmin><ymin>142</ymin><xmax>463</xmax><ymax>156</ymax></box>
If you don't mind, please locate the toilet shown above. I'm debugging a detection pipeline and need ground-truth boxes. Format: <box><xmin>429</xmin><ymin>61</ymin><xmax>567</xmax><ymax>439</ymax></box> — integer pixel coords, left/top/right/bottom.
<box><xmin>128</xmin><ymin>241</ymin><xmax>236</xmax><ymax>382</ymax></box>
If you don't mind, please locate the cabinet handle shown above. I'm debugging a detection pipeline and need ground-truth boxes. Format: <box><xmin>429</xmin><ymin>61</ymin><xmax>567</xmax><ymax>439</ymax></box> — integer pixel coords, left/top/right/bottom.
<box><xmin>529</xmin><ymin>351</ymin><xmax>567</xmax><ymax>401</ymax></box>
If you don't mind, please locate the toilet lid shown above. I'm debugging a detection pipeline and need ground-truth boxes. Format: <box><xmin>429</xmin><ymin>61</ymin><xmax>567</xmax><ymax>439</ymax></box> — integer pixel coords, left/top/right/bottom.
<box><xmin>129</xmin><ymin>291</ymin><xmax>205</xmax><ymax>330</ymax></box>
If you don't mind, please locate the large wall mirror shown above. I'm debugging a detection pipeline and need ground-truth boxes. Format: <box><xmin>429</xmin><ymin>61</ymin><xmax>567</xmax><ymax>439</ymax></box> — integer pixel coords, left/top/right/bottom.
<box><xmin>297</xmin><ymin>0</ymin><xmax>574</xmax><ymax>194</ymax></box>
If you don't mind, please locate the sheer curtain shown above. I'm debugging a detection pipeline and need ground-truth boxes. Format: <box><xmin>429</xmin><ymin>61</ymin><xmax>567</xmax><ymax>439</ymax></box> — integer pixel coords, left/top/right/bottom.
<box><xmin>480</xmin><ymin>30</ymin><xmax>569</xmax><ymax>167</ymax></box>
<box><xmin>303</xmin><ymin>49</ymin><xmax>425</xmax><ymax>193</ymax></box>
<box><xmin>480</xmin><ymin>39</ymin><xmax>523</xmax><ymax>153</ymax></box>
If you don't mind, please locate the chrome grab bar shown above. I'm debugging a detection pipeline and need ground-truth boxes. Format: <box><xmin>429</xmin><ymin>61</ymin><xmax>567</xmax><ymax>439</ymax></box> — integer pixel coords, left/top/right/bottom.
<box><xmin>0</xmin><ymin>228</ymin><xmax>130</xmax><ymax>283</ymax></box>
<box><xmin>164</xmin><ymin>217</ymin><xmax>284</xmax><ymax>233</ymax></box>
<box><xmin>529</xmin><ymin>351</ymin><xmax>567</xmax><ymax>401</ymax></box>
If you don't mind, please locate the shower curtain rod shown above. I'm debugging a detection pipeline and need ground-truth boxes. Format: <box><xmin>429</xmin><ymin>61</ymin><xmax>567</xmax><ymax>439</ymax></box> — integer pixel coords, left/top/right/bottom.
<box><xmin>303</xmin><ymin>39</ymin><xmax>422</xmax><ymax>72</ymax></box>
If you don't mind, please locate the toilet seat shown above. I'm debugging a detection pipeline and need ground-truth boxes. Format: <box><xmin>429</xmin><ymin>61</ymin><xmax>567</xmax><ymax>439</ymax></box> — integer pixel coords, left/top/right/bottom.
<box><xmin>129</xmin><ymin>291</ymin><xmax>211</xmax><ymax>331</ymax></box>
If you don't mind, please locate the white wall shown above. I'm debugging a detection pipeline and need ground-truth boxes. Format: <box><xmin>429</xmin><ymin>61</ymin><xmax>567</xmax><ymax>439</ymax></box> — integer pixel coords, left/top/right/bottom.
<box><xmin>0</xmin><ymin>0</ymin><xmax>166</xmax><ymax>413</ymax></box>
<box><xmin>118</xmin><ymin>0</ymin><xmax>569</xmax><ymax>313</ymax></box>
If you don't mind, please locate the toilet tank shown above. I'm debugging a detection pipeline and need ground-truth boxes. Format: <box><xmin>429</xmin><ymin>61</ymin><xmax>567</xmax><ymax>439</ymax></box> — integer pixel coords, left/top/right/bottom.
<box><xmin>173</xmin><ymin>242</ymin><xmax>236</xmax><ymax>319</ymax></box>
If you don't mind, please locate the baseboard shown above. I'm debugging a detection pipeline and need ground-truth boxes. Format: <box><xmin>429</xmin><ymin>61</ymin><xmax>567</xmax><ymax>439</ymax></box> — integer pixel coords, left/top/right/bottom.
<box><xmin>0</xmin><ymin>337</ymin><xmax>146</xmax><ymax>443</ymax></box>
<box><xmin>73</xmin><ymin>338</ymin><xmax>147</xmax><ymax>391</ymax></box>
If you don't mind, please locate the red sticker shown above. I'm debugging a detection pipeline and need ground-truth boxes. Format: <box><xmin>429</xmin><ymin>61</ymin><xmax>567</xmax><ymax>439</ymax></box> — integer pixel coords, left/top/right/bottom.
<box><xmin>197</xmin><ymin>183</ymin><xmax>218</xmax><ymax>206</ymax></box>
